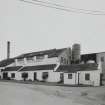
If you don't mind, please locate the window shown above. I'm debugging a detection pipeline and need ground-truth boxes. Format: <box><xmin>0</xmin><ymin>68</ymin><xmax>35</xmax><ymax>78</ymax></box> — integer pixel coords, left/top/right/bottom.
<box><xmin>63</xmin><ymin>58</ymin><xmax>67</xmax><ymax>64</ymax></box>
<box><xmin>27</xmin><ymin>57</ymin><xmax>34</xmax><ymax>62</ymax></box>
<box><xmin>27</xmin><ymin>57</ymin><xmax>34</xmax><ymax>61</ymax></box>
<box><xmin>68</xmin><ymin>74</ymin><xmax>72</xmax><ymax>79</ymax></box>
<box><xmin>36</xmin><ymin>55</ymin><xmax>44</xmax><ymax>61</ymax></box>
<box><xmin>101</xmin><ymin>57</ymin><xmax>104</xmax><ymax>62</ymax></box>
<box><xmin>21</xmin><ymin>72</ymin><xmax>28</xmax><ymax>81</ymax></box>
<box><xmin>60</xmin><ymin>57</ymin><xmax>67</xmax><ymax>64</ymax></box>
<box><xmin>42</xmin><ymin>72</ymin><xmax>48</xmax><ymax>80</ymax></box>
<box><xmin>85</xmin><ymin>73</ymin><xmax>90</xmax><ymax>80</ymax></box>
<box><xmin>60</xmin><ymin>73</ymin><xmax>64</xmax><ymax>82</ymax></box>
<box><xmin>60</xmin><ymin>73</ymin><xmax>64</xmax><ymax>79</ymax></box>
<box><xmin>67</xmin><ymin>60</ymin><xmax>69</xmax><ymax>64</ymax></box>
<box><xmin>11</xmin><ymin>73</ymin><xmax>15</xmax><ymax>78</ymax></box>
<box><xmin>17</xmin><ymin>58</ymin><xmax>24</xmax><ymax>62</ymax></box>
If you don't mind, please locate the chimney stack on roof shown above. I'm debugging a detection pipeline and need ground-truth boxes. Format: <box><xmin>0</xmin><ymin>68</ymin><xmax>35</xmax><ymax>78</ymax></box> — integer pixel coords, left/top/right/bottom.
<box><xmin>7</xmin><ymin>41</ymin><xmax>10</xmax><ymax>59</ymax></box>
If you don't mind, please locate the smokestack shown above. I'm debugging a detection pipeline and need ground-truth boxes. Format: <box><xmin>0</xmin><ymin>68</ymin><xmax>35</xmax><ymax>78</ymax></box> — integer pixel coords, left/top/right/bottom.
<box><xmin>7</xmin><ymin>41</ymin><xmax>10</xmax><ymax>59</ymax></box>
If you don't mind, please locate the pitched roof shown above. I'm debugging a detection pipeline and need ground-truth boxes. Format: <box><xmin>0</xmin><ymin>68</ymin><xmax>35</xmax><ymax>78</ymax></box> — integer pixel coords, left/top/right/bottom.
<box><xmin>19</xmin><ymin>64</ymin><xmax>56</xmax><ymax>72</ymax></box>
<box><xmin>15</xmin><ymin>48</ymin><xmax>66</xmax><ymax>59</ymax></box>
<box><xmin>0</xmin><ymin>58</ymin><xmax>14</xmax><ymax>67</ymax></box>
<box><xmin>56</xmin><ymin>63</ymin><xmax>98</xmax><ymax>73</ymax></box>
<box><xmin>2</xmin><ymin>66</ymin><xmax>22</xmax><ymax>72</ymax></box>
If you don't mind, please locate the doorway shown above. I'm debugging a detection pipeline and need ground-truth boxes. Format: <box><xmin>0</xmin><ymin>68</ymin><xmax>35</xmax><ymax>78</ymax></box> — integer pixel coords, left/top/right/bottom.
<box><xmin>100</xmin><ymin>73</ymin><xmax>103</xmax><ymax>86</ymax></box>
<box><xmin>34</xmin><ymin>72</ymin><xmax>37</xmax><ymax>80</ymax></box>
<box><xmin>78</xmin><ymin>73</ymin><xmax>80</xmax><ymax>85</ymax></box>
<box><xmin>3</xmin><ymin>72</ymin><xmax>8</xmax><ymax>80</ymax></box>
<box><xmin>60</xmin><ymin>73</ymin><xmax>64</xmax><ymax>83</ymax></box>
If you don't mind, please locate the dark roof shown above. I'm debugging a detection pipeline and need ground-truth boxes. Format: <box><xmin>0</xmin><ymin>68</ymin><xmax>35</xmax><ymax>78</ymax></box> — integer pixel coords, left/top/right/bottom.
<box><xmin>0</xmin><ymin>58</ymin><xmax>14</xmax><ymax>67</ymax></box>
<box><xmin>15</xmin><ymin>48</ymin><xmax>66</xmax><ymax>59</ymax></box>
<box><xmin>81</xmin><ymin>51</ymin><xmax>105</xmax><ymax>55</ymax></box>
<box><xmin>2</xmin><ymin>66</ymin><xmax>22</xmax><ymax>72</ymax></box>
<box><xmin>19</xmin><ymin>64</ymin><xmax>56</xmax><ymax>72</ymax></box>
<box><xmin>56</xmin><ymin>63</ymin><xmax>98</xmax><ymax>73</ymax></box>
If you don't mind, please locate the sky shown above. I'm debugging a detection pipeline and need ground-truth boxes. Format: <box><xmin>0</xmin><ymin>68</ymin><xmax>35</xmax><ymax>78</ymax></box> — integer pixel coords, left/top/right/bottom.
<box><xmin>0</xmin><ymin>0</ymin><xmax>105</xmax><ymax>60</ymax></box>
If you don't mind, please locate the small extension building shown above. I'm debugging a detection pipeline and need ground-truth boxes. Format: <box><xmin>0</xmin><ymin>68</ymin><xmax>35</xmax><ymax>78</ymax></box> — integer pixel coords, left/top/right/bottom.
<box><xmin>56</xmin><ymin>63</ymin><xmax>101</xmax><ymax>86</ymax></box>
<box><xmin>81</xmin><ymin>52</ymin><xmax>105</xmax><ymax>84</ymax></box>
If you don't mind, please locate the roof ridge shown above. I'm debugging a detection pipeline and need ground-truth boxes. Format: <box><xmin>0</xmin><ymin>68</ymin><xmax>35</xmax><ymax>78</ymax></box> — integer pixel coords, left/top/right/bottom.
<box><xmin>15</xmin><ymin>48</ymin><xmax>66</xmax><ymax>59</ymax></box>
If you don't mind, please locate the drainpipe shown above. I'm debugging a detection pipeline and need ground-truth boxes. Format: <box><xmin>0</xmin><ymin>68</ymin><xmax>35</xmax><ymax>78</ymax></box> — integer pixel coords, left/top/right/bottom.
<box><xmin>75</xmin><ymin>72</ymin><xmax>77</xmax><ymax>85</ymax></box>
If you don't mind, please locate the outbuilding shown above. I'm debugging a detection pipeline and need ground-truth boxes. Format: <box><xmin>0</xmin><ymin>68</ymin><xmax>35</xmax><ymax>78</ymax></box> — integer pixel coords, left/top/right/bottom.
<box><xmin>56</xmin><ymin>63</ymin><xmax>101</xmax><ymax>86</ymax></box>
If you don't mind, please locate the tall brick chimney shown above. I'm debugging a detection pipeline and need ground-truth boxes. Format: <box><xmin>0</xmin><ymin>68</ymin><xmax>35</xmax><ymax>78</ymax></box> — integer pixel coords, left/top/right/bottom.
<box><xmin>7</xmin><ymin>41</ymin><xmax>10</xmax><ymax>59</ymax></box>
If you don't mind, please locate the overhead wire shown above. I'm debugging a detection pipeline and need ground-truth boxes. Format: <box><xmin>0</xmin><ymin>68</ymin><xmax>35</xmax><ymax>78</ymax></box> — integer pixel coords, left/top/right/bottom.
<box><xmin>20</xmin><ymin>0</ymin><xmax>105</xmax><ymax>15</ymax></box>
<box><xmin>32</xmin><ymin>0</ymin><xmax>105</xmax><ymax>13</ymax></box>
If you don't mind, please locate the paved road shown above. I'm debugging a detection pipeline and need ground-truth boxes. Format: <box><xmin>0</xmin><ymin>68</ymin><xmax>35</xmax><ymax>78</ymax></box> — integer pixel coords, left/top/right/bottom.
<box><xmin>0</xmin><ymin>82</ymin><xmax>80</xmax><ymax>105</ymax></box>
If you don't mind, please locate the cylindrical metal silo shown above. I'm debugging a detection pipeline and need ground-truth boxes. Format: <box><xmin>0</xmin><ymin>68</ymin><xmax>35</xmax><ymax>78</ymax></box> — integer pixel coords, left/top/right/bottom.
<box><xmin>72</xmin><ymin>43</ymin><xmax>81</xmax><ymax>64</ymax></box>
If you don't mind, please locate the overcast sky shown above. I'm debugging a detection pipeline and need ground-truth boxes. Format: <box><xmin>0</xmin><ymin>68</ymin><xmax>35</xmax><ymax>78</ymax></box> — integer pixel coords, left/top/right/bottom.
<box><xmin>0</xmin><ymin>0</ymin><xmax>105</xmax><ymax>60</ymax></box>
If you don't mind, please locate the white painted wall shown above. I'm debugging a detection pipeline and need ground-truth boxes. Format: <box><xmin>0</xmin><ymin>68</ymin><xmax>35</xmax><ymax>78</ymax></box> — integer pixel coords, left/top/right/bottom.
<box><xmin>78</xmin><ymin>70</ymin><xmax>101</xmax><ymax>86</ymax></box>
<box><xmin>63</xmin><ymin>70</ymin><xmax>101</xmax><ymax>86</ymax></box>
<box><xmin>46</xmin><ymin>71</ymin><xmax>61</xmax><ymax>82</ymax></box>
<box><xmin>15</xmin><ymin>57</ymin><xmax>59</xmax><ymax>66</ymax></box>
<box><xmin>3</xmin><ymin>71</ymin><xmax>17</xmax><ymax>80</ymax></box>
<box><xmin>36</xmin><ymin>70</ymin><xmax>61</xmax><ymax>82</ymax></box>
<box><xmin>97</xmin><ymin>52</ymin><xmax>105</xmax><ymax>73</ymax></box>
<box><xmin>64</xmin><ymin>73</ymin><xmax>76</xmax><ymax>85</ymax></box>
<box><xmin>17</xmin><ymin>70</ymin><xmax>61</xmax><ymax>82</ymax></box>
<box><xmin>14</xmin><ymin>71</ymin><xmax>34</xmax><ymax>81</ymax></box>
<box><xmin>0</xmin><ymin>67</ymin><xmax>4</xmax><ymax>78</ymax></box>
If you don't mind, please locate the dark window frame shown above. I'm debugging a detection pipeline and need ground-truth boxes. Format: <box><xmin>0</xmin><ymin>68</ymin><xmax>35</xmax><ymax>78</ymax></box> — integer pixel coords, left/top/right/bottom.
<box><xmin>42</xmin><ymin>72</ymin><xmax>48</xmax><ymax>80</ymax></box>
<box><xmin>68</xmin><ymin>73</ymin><xmax>72</xmax><ymax>79</ymax></box>
<box><xmin>36</xmin><ymin>55</ymin><xmax>45</xmax><ymax>60</ymax></box>
<box><xmin>85</xmin><ymin>73</ymin><xmax>90</xmax><ymax>80</ymax></box>
<box><xmin>21</xmin><ymin>72</ymin><xmax>28</xmax><ymax>81</ymax></box>
<box><xmin>26</xmin><ymin>57</ymin><xmax>34</xmax><ymax>61</ymax></box>
<box><xmin>11</xmin><ymin>73</ymin><xmax>15</xmax><ymax>78</ymax></box>
<box><xmin>101</xmin><ymin>57</ymin><xmax>104</xmax><ymax>62</ymax></box>
<box><xmin>17</xmin><ymin>58</ymin><xmax>24</xmax><ymax>62</ymax></box>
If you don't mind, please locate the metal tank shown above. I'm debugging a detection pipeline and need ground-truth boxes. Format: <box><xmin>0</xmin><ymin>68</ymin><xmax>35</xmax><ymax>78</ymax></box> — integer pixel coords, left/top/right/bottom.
<box><xmin>72</xmin><ymin>43</ymin><xmax>81</xmax><ymax>64</ymax></box>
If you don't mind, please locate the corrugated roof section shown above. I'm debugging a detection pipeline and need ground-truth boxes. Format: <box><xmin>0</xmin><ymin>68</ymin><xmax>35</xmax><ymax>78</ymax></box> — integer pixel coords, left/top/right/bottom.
<box><xmin>56</xmin><ymin>63</ymin><xmax>98</xmax><ymax>73</ymax></box>
<box><xmin>0</xmin><ymin>59</ymin><xmax>14</xmax><ymax>67</ymax></box>
<box><xmin>15</xmin><ymin>48</ymin><xmax>66</xmax><ymax>59</ymax></box>
<box><xmin>19</xmin><ymin>64</ymin><xmax>56</xmax><ymax>71</ymax></box>
<box><xmin>2</xmin><ymin>66</ymin><xmax>22</xmax><ymax>72</ymax></box>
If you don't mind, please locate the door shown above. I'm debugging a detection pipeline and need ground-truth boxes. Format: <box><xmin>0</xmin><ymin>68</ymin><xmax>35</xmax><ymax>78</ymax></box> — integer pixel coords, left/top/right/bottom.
<box><xmin>34</xmin><ymin>72</ymin><xmax>37</xmax><ymax>80</ymax></box>
<box><xmin>78</xmin><ymin>73</ymin><xmax>80</xmax><ymax>85</ymax></box>
<box><xmin>60</xmin><ymin>73</ymin><xmax>64</xmax><ymax>83</ymax></box>
<box><xmin>100</xmin><ymin>73</ymin><xmax>103</xmax><ymax>86</ymax></box>
<box><xmin>3</xmin><ymin>72</ymin><xmax>8</xmax><ymax>80</ymax></box>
